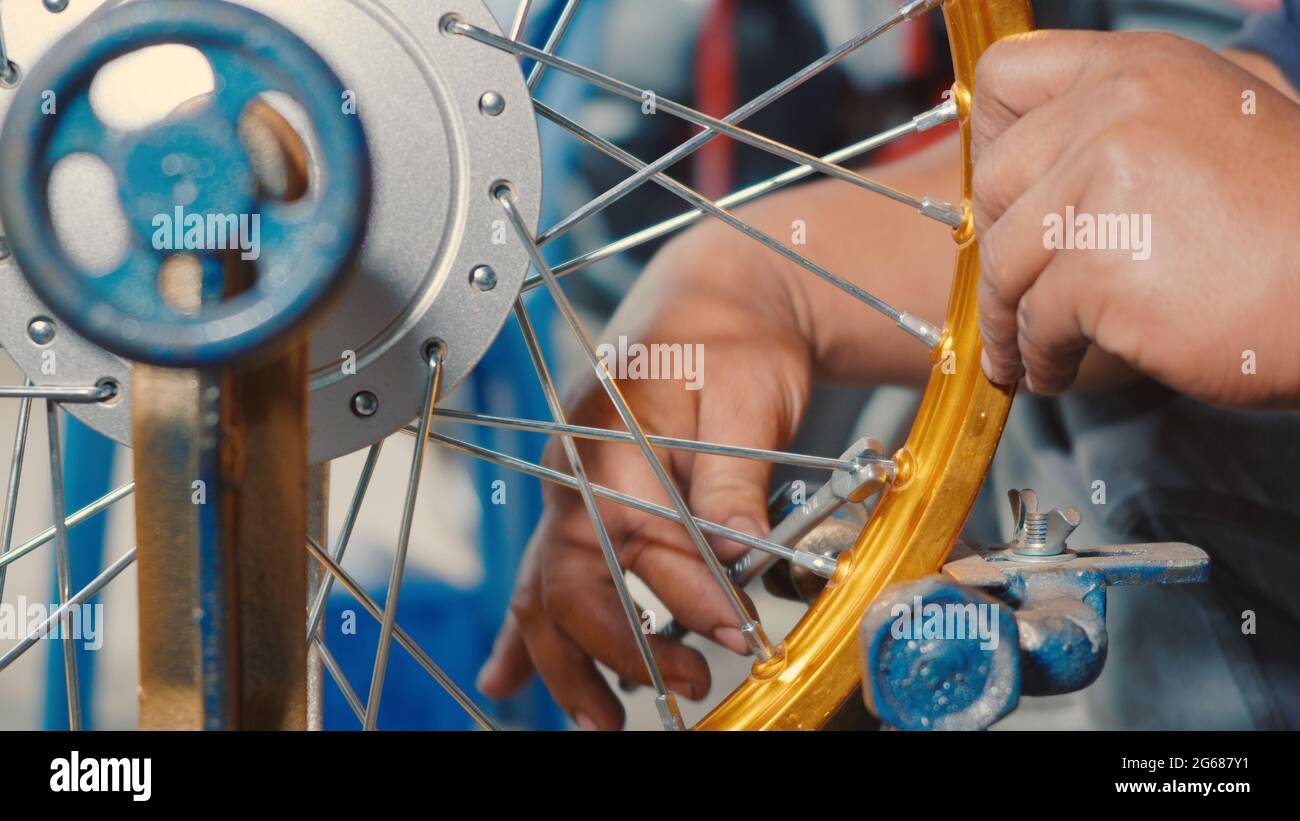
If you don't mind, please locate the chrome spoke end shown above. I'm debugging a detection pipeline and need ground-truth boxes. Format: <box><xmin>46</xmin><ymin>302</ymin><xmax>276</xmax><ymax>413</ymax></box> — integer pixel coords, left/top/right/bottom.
<box><xmin>742</xmin><ymin>620</ymin><xmax>777</xmax><ymax>662</ymax></box>
<box><xmin>913</xmin><ymin>97</ymin><xmax>959</xmax><ymax>133</ymax></box>
<box><xmin>897</xmin><ymin>311</ymin><xmax>944</xmax><ymax>349</ymax></box>
<box><xmin>901</xmin><ymin>0</ymin><xmax>946</xmax><ymax>22</ymax></box>
<box><xmin>918</xmin><ymin>196</ymin><xmax>965</xmax><ymax>229</ymax></box>
<box><xmin>655</xmin><ymin>693</ymin><xmax>687</xmax><ymax>731</ymax></box>
<box><xmin>791</xmin><ymin>549</ymin><xmax>837</xmax><ymax>580</ymax></box>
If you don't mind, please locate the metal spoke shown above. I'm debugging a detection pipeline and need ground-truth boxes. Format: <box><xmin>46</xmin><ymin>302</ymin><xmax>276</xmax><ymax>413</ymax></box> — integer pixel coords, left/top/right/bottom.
<box><xmin>0</xmin><ymin>13</ymin><xmax>16</xmax><ymax>85</ymax></box>
<box><xmin>305</xmin><ymin>536</ymin><xmax>498</xmax><ymax>731</ymax></box>
<box><xmin>498</xmin><ymin>191</ymin><xmax>777</xmax><ymax>659</ymax></box>
<box><xmin>426</xmin><ymin>407</ymin><xmax>873</xmax><ymax>472</ymax></box>
<box><xmin>531</xmin><ymin>0</ymin><xmax>945</xmax><ymax>243</ymax></box>
<box><xmin>362</xmin><ymin>349</ymin><xmax>442</xmax><ymax>731</ymax></box>
<box><xmin>0</xmin><ymin>481</ymin><xmax>135</xmax><ymax>573</ymax></box>
<box><xmin>513</xmin><ymin>298</ymin><xmax>683</xmax><ymax>729</ymax></box>
<box><xmin>526</xmin><ymin>0</ymin><xmax>581</xmax><ymax>92</ymax></box>
<box><xmin>534</xmin><ymin>99</ymin><xmax>943</xmax><ymax>348</ymax></box>
<box><xmin>531</xmin><ymin>98</ymin><xmax>958</xmax><ymax>288</ymax></box>
<box><xmin>46</xmin><ymin>402</ymin><xmax>81</xmax><ymax>730</ymax></box>
<box><xmin>0</xmin><ymin>379</ymin><xmax>34</xmax><ymax>602</ymax></box>
<box><xmin>306</xmin><ymin>442</ymin><xmax>383</xmax><ymax>642</ymax></box>
<box><xmin>508</xmin><ymin>0</ymin><xmax>534</xmax><ymax>42</ymax></box>
<box><xmin>0</xmin><ymin>548</ymin><xmax>136</xmax><ymax>673</ymax></box>
<box><xmin>420</xmin><ymin>427</ymin><xmax>834</xmax><ymax>577</ymax></box>
<box><xmin>314</xmin><ymin>637</ymin><xmax>365</xmax><ymax>723</ymax></box>
<box><xmin>0</xmin><ymin>384</ymin><xmax>117</xmax><ymax>403</ymax></box>
<box><xmin>446</xmin><ymin>16</ymin><xmax>962</xmax><ymax>229</ymax></box>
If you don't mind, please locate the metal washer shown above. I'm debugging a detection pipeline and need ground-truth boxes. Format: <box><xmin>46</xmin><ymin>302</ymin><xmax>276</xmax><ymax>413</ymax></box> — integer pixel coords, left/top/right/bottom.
<box><xmin>0</xmin><ymin>0</ymin><xmax>542</xmax><ymax>463</ymax></box>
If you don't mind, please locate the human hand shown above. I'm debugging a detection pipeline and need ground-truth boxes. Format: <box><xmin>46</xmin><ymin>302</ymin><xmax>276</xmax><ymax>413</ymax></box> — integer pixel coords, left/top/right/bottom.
<box><xmin>476</xmin><ymin>234</ymin><xmax>813</xmax><ymax>729</ymax></box>
<box><xmin>973</xmin><ymin>30</ymin><xmax>1300</xmax><ymax>407</ymax></box>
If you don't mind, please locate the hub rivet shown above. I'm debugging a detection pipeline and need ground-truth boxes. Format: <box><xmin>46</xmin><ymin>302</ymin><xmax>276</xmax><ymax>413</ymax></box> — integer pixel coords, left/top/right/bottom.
<box><xmin>351</xmin><ymin>390</ymin><xmax>379</xmax><ymax>418</ymax></box>
<box><xmin>28</xmin><ymin>317</ymin><xmax>56</xmax><ymax>345</ymax></box>
<box><xmin>44</xmin><ymin>0</ymin><xmax>70</xmax><ymax>12</ymax></box>
<box><xmin>470</xmin><ymin>264</ymin><xmax>498</xmax><ymax>292</ymax></box>
<box><xmin>478</xmin><ymin>91</ymin><xmax>506</xmax><ymax>116</ymax></box>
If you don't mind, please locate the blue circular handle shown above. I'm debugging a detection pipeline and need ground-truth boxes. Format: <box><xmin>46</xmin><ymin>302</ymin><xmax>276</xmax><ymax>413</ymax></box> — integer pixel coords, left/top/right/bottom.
<box><xmin>860</xmin><ymin>576</ymin><xmax>1020</xmax><ymax>730</ymax></box>
<box><xmin>0</xmin><ymin>0</ymin><xmax>371</xmax><ymax>367</ymax></box>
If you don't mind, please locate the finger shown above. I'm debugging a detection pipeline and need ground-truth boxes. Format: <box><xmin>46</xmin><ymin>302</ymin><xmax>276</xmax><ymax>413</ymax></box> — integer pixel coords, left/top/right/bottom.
<box><xmin>540</xmin><ymin>538</ymin><xmax>712</xmax><ymax>698</ymax></box>
<box><xmin>687</xmin><ymin>372</ymin><xmax>790</xmax><ymax>564</ymax></box>
<box><xmin>973</xmin><ymin>89</ymin><xmax>1087</xmax><ymax>235</ymax></box>
<box><xmin>977</xmin><ymin>138</ymin><xmax>1091</xmax><ymax>384</ymax></box>
<box><xmin>503</xmin><ymin>545</ymin><xmax>626</xmax><ymax>729</ymax></box>
<box><xmin>628</xmin><ymin>534</ymin><xmax>756</xmax><ymax>655</ymax></box>
<box><xmin>477</xmin><ymin>612</ymin><xmax>534</xmax><ymax>698</ymax></box>
<box><xmin>1015</xmin><ymin>258</ymin><xmax>1095</xmax><ymax>395</ymax></box>
<box><xmin>523</xmin><ymin>613</ymin><xmax>626</xmax><ymax>730</ymax></box>
<box><xmin>975</xmin><ymin>70</ymin><xmax>1169</xmax><ymax>236</ymax></box>
<box><xmin>972</xmin><ymin>30</ymin><xmax>1120</xmax><ymax>160</ymax></box>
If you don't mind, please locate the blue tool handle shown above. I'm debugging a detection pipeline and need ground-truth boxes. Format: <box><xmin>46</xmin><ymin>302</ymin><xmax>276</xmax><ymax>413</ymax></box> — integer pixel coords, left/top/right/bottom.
<box><xmin>0</xmin><ymin>0</ymin><xmax>371</xmax><ymax>367</ymax></box>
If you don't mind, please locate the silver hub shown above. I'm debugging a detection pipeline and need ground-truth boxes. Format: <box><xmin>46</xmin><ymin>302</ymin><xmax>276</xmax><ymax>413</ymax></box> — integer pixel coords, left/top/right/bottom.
<box><xmin>0</xmin><ymin>0</ymin><xmax>543</xmax><ymax>462</ymax></box>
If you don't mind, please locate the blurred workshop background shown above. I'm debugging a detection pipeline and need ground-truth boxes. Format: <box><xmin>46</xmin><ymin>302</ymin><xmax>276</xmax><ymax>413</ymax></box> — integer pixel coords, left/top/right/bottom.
<box><xmin>0</xmin><ymin>0</ymin><xmax>1269</xmax><ymax>730</ymax></box>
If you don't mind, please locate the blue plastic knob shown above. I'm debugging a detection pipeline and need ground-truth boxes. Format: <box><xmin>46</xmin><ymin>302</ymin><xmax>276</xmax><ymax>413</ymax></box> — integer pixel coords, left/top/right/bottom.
<box><xmin>0</xmin><ymin>0</ymin><xmax>371</xmax><ymax>367</ymax></box>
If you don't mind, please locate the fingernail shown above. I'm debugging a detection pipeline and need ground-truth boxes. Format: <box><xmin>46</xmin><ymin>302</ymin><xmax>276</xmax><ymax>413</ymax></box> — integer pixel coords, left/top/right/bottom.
<box><xmin>574</xmin><ymin>713</ymin><xmax>598</xmax><ymax>731</ymax></box>
<box><xmin>668</xmin><ymin>679</ymin><xmax>698</xmax><ymax>700</ymax></box>
<box><xmin>1024</xmin><ymin>372</ymin><xmax>1037</xmax><ymax>393</ymax></box>
<box><xmin>981</xmin><ymin>349</ymin><xmax>996</xmax><ymax>381</ymax></box>
<box><xmin>712</xmin><ymin>626</ymin><xmax>750</xmax><ymax>655</ymax></box>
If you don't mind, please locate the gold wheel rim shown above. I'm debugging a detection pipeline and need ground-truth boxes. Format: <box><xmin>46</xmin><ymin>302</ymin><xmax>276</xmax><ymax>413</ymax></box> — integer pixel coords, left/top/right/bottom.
<box><xmin>697</xmin><ymin>0</ymin><xmax>1033</xmax><ymax>730</ymax></box>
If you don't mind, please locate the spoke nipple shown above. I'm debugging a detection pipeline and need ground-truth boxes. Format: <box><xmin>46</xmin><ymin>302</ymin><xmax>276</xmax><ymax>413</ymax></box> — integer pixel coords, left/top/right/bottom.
<box><xmin>918</xmin><ymin>197</ymin><xmax>964</xmax><ymax>229</ymax></box>
<box><xmin>792</xmin><ymin>549</ymin><xmax>837</xmax><ymax>580</ymax></box>
<box><xmin>890</xmin><ymin>447</ymin><xmax>915</xmax><ymax>489</ymax></box>
<box><xmin>901</xmin><ymin>0</ymin><xmax>945</xmax><ymax>22</ymax></box>
<box><xmin>913</xmin><ymin>97</ymin><xmax>958</xmax><ymax>133</ymax></box>
<box><xmin>897</xmin><ymin>312</ymin><xmax>943</xmax><ymax>349</ymax></box>
<box><xmin>655</xmin><ymin>693</ymin><xmax>686</xmax><ymax>731</ymax></box>
<box><xmin>742</xmin><ymin>620</ymin><xmax>776</xmax><ymax>662</ymax></box>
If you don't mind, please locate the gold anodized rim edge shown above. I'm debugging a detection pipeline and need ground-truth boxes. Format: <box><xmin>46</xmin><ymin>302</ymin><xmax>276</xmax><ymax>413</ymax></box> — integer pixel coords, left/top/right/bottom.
<box><xmin>695</xmin><ymin>0</ymin><xmax>1033</xmax><ymax>730</ymax></box>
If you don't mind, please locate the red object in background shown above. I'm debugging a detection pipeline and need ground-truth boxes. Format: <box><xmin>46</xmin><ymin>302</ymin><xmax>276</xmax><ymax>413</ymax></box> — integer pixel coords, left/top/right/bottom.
<box><xmin>694</xmin><ymin>0</ymin><xmax>737</xmax><ymax>199</ymax></box>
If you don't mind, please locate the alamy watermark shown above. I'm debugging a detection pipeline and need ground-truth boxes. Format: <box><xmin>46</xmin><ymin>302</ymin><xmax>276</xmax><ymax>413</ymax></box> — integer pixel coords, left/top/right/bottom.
<box><xmin>0</xmin><ymin>597</ymin><xmax>104</xmax><ymax>651</ymax></box>
<box><xmin>889</xmin><ymin>594</ymin><xmax>1000</xmax><ymax>650</ymax></box>
<box><xmin>50</xmin><ymin>751</ymin><xmax>151</xmax><ymax>802</ymax></box>
<box><xmin>1042</xmin><ymin>205</ymin><xmax>1151</xmax><ymax>261</ymax></box>
<box><xmin>596</xmin><ymin>335</ymin><xmax>704</xmax><ymax>391</ymax></box>
<box><xmin>151</xmin><ymin>205</ymin><xmax>261</xmax><ymax>261</ymax></box>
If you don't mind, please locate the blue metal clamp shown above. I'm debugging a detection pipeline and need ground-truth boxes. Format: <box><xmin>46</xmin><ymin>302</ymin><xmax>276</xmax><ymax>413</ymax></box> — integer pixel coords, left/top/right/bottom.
<box><xmin>860</xmin><ymin>536</ymin><xmax>1209</xmax><ymax>730</ymax></box>
<box><xmin>0</xmin><ymin>0</ymin><xmax>371</xmax><ymax>367</ymax></box>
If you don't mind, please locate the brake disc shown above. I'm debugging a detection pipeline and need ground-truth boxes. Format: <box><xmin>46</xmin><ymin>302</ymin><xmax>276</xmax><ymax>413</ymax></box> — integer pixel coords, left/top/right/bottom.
<box><xmin>0</xmin><ymin>0</ymin><xmax>542</xmax><ymax>462</ymax></box>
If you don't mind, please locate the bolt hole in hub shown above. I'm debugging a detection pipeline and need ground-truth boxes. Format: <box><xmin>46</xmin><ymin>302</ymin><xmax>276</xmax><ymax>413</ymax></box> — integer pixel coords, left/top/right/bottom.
<box><xmin>0</xmin><ymin>0</ymin><xmax>543</xmax><ymax>461</ymax></box>
<box><xmin>0</xmin><ymin>61</ymin><xmax>20</xmax><ymax>89</ymax></box>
